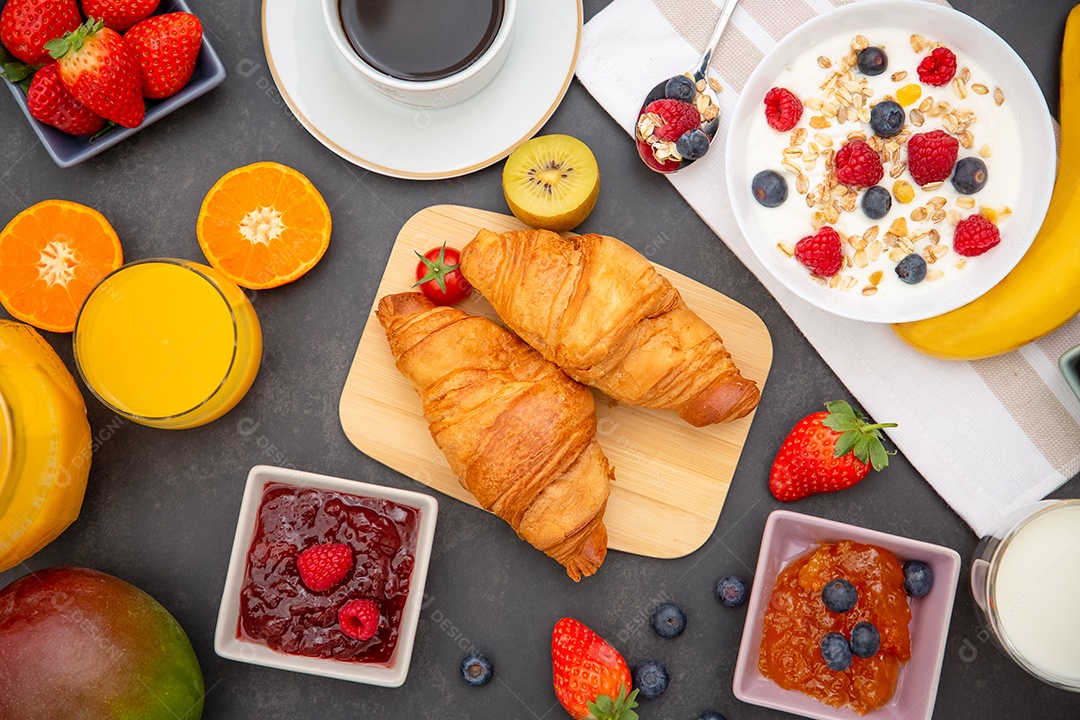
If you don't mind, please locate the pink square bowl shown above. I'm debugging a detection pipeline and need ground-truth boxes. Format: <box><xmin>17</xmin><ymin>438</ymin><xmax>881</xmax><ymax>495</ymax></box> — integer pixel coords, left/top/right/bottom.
<box><xmin>733</xmin><ymin>510</ymin><xmax>962</xmax><ymax>720</ymax></box>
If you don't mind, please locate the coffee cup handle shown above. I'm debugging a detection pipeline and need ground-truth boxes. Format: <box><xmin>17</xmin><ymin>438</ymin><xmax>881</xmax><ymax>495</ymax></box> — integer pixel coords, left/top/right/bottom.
<box><xmin>970</xmin><ymin>558</ymin><xmax>991</xmax><ymax>611</ymax></box>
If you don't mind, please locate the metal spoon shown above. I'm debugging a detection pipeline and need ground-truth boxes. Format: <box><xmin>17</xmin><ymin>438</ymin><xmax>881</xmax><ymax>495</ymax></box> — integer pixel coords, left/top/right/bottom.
<box><xmin>635</xmin><ymin>0</ymin><xmax>740</xmax><ymax>173</ymax></box>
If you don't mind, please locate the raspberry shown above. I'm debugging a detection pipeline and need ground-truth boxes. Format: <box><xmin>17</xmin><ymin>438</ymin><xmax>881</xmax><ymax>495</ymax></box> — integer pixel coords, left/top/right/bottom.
<box><xmin>794</xmin><ymin>227</ymin><xmax>843</xmax><ymax>276</ymax></box>
<box><xmin>296</xmin><ymin>543</ymin><xmax>353</xmax><ymax>592</ymax></box>
<box><xmin>953</xmin><ymin>215</ymin><xmax>1001</xmax><ymax>257</ymax></box>
<box><xmin>643</xmin><ymin>98</ymin><xmax>701</xmax><ymax>142</ymax></box>
<box><xmin>917</xmin><ymin>47</ymin><xmax>957</xmax><ymax>87</ymax></box>
<box><xmin>339</xmin><ymin>599</ymin><xmax>381</xmax><ymax>641</ymax></box>
<box><xmin>906</xmin><ymin>130</ymin><xmax>959</xmax><ymax>186</ymax></box>
<box><xmin>764</xmin><ymin>87</ymin><xmax>803</xmax><ymax>132</ymax></box>
<box><xmin>834</xmin><ymin>140</ymin><xmax>884</xmax><ymax>187</ymax></box>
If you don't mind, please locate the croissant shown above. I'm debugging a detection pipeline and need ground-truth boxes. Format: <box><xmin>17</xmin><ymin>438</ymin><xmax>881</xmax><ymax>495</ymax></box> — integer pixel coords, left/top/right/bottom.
<box><xmin>459</xmin><ymin>228</ymin><xmax>760</xmax><ymax>426</ymax></box>
<box><xmin>376</xmin><ymin>292</ymin><xmax>612</xmax><ymax>581</ymax></box>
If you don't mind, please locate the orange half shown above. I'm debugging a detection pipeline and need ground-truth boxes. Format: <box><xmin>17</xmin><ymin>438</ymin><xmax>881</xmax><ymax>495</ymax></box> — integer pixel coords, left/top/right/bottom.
<box><xmin>196</xmin><ymin>162</ymin><xmax>332</xmax><ymax>290</ymax></box>
<box><xmin>0</xmin><ymin>200</ymin><xmax>124</xmax><ymax>333</ymax></box>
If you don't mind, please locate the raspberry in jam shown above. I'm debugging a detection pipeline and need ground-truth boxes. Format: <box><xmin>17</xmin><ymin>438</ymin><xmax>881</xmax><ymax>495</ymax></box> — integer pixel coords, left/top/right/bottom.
<box><xmin>758</xmin><ymin>540</ymin><xmax>912</xmax><ymax>715</ymax></box>
<box><xmin>239</xmin><ymin>483</ymin><xmax>420</xmax><ymax>665</ymax></box>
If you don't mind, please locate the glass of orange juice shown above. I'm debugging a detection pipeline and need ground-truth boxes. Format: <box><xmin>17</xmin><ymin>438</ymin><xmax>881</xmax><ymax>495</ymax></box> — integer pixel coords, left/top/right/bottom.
<box><xmin>74</xmin><ymin>259</ymin><xmax>262</xmax><ymax>429</ymax></box>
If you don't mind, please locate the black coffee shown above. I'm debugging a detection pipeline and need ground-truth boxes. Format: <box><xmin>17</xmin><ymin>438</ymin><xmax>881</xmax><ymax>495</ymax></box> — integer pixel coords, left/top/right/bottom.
<box><xmin>339</xmin><ymin>0</ymin><xmax>505</xmax><ymax>82</ymax></box>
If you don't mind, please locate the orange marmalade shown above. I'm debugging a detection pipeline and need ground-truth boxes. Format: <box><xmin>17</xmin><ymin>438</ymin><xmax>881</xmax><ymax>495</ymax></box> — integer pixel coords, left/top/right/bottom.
<box><xmin>758</xmin><ymin>541</ymin><xmax>912</xmax><ymax>715</ymax></box>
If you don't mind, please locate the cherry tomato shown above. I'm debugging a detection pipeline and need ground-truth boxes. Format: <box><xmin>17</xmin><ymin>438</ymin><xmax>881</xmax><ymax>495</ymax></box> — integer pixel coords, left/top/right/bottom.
<box><xmin>414</xmin><ymin>244</ymin><xmax>471</xmax><ymax>305</ymax></box>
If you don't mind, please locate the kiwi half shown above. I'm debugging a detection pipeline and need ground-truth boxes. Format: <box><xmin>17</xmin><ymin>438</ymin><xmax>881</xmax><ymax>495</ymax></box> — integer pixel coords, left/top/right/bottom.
<box><xmin>502</xmin><ymin>134</ymin><xmax>600</xmax><ymax>232</ymax></box>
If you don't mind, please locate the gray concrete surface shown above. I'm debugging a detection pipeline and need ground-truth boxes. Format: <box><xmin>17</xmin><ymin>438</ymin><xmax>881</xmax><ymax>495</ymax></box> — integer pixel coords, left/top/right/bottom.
<box><xmin>1</xmin><ymin>1</ymin><xmax>1077</xmax><ymax>718</ymax></box>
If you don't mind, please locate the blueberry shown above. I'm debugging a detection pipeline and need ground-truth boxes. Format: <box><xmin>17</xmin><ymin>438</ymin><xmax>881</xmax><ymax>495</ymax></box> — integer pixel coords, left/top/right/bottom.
<box><xmin>903</xmin><ymin>560</ymin><xmax>935</xmax><ymax>597</ymax></box>
<box><xmin>951</xmin><ymin>157</ymin><xmax>989</xmax><ymax>194</ymax></box>
<box><xmin>676</xmin><ymin>128</ymin><xmax>711</xmax><ymax>161</ymax></box>
<box><xmin>861</xmin><ymin>185</ymin><xmax>892</xmax><ymax>219</ymax></box>
<box><xmin>822</xmin><ymin>578</ymin><xmax>858</xmax><ymax>613</ymax></box>
<box><xmin>716</xmin><ymin>575</ymin><xmax>749</xmax><ymax>607</ymax></box>
<box><xmin>665</xmin><ymin>74</ymin><xmax>696</xmax><ymax>102</ymax></box>
<box><xmin>857</xmin><ymin>47</ymin><xmax>888</xmax><ymax>76</ymax></box>
<box><xmin>850</xmin><ymin>622</ymin><xmax>881</xmax><ymax>658</ymax></box>
<box><xmin>820</xmin><ymin>631</ymin><xmax>854</xmax><ymax>671</ymax></box>
<box><xmin>895</xmin><ymin>253</ymin><xmax>927</xmax><ymax>284</ymax></box>
<box><xmin>460</xmin><ymin>652</ymin><xmax>493</xmax><ymax>686</ymax></box>
<box><xmin>651</xmin><ymin>602</ymin><xmax>687</xmax><ymax>639</ymax></box>
<box><xmin>698</xmin><ymin>712</ymin><xmax>727</xmax><ymax>720</ymax></box>
<box><xmin>870</xmin><ymin>100</ymin><xmax>905</xmax><ymax>138</ymax></box>
<box><xmin>752</xmin><ymin>170</ymin><xmax>788</xmax><ymax>208</ymax></box>
<box><xmin>633</xmin><ymin>660</ymin><xmax>669</xmax><ymax>699</ymax></box>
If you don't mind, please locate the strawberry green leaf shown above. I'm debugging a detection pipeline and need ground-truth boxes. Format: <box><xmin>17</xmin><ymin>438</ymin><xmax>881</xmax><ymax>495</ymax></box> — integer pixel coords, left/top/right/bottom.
<box><xmin>868</xmin><ymin>440</ymin><xmax>890</xmax><ymax>471</ymax></box>
<box><xmin>833</xmin><ymin>430</ymin><xmax>859</xmax><ymax>458</ymax></box>
<box><xmin>824</xmin><ymin>399</ymin><xmax>856</xmax><ymax>417</ymax></box>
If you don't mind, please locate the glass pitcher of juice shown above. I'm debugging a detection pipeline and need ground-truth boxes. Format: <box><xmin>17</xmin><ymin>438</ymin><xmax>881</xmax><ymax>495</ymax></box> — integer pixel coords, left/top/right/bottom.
<box><xmin>73</xmin><ymin>259</ymin><xmax>262</xmax><ymax>430</ymax></box>
<box><xmin>0</xmin><ymin>320</ymin><xmax>92</xmax><ymax>572</ymax></box>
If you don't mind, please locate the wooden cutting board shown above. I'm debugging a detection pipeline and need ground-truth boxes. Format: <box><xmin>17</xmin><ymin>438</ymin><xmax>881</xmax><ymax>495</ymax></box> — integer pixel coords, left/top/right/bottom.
<box><xmin>339</xmin><ymin>205</ymin><xmax>773</xmax><ymax>559</ymax></box>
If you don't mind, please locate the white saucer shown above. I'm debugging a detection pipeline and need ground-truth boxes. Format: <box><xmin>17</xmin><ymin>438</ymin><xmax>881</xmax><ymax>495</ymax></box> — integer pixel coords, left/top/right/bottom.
<box><xmin>261</xmin><ymin>0</ymin><xmax>581</xmax><ymax>179</ymax></box>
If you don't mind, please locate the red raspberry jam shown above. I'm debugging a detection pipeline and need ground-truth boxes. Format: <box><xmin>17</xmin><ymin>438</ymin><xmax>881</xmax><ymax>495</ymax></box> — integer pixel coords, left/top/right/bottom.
<box><xmin>238</xmin><ymin>483</ymin><xmax>420</xmax><ymax>665</ymax></box>
<box><xmin>759</xmin><ymin>541</ymin><xmax>912</xmax><ymax>715</ymax></box>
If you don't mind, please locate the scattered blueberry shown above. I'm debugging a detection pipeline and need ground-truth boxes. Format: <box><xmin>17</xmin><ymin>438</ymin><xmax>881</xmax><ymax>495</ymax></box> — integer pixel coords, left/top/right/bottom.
<box><xmin>716</xmin><ymin>575</ymin><xmax>749</xmax><ymax>607</ymax></box>
<box><xmin>857</xmin><ymin>47</ymin><xmax>888</xmax><ymax>76</ymax></box>
<box><xmin>903</xmin><ymin>560</ymin><xmax>935</xmax><ymax>597</ymax></box>
<box><xmin>870</xmin><ymin>100</ymin><xmax>905</xmax><ymax>138</ymax></box>
<box><xmin>861</xmin><ymin>185</ymin><xmax>892</xmax><ymax>219</ymax></box>
<box><xmin>951</xmin><ymin>157</ymin><xmax>989</xmax><ymax>194</ymax></box>
<box><xmin>820</xmin><ymin>631</ymin><xmax>854</xmax><ymax>671</ymax></box>
<box><xmin>677</xmin><ymin>128</ymin><xmax>711</xmax><ymax>161</ymax></box>
<box><xmin>665</xmin><ymin>74</ymin><xmax>697</xmax><ymax>103</ymax></box>
<box><xmin>895</xmin><ymin>253</ymin><xmax>927</xmax><ymax>284</ymax></box>
<box><xmin>633</xmin><ymin>660</ymin><xmax>670</xmax><ymax>699</ymax></box>
<box><xmin>752</xmin><ymin>170</ymin><xmax>788</xmax><ymax>208</ymax></box>
<box><xmin>850</xmin><ymin>622</ymin><xmax>881</xmax><ymax>659</ymax></box>
<box><xmin>460</xmin><ymin>652</ymin><xmax>493</xmax><ymax>686</ymax></box>
<box><xmin>651</xmin><ymin>602</ymin><xmax>687</xmax><ymax>639</ymax></box>
<box><xmin>698</xmin><ymin>712</ymin><xmax>727</xmax><ymax>720</ymax></box>
<box><xmin>822</xmin><ymin>578</ymin><xmax>858</xmax><ymax>613</ymax></box>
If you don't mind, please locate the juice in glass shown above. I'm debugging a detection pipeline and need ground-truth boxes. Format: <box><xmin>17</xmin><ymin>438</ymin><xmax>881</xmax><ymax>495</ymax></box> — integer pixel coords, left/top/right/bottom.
<box><xmin>74</xmin><ymin>259</ymin><xmax>261</xmax><ymax>429</ymax></box>
<box><xmin>0</xmin><ymin>320</ymin><xmax>92</xmax><ymax>571</ymax></box>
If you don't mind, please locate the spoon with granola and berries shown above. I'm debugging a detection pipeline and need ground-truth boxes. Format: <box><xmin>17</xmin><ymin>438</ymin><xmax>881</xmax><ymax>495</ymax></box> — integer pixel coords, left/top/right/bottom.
<box><xmin>635</xmin><ymin>0</ymin><xmax>738</xmax><ymax>173</ymax></box>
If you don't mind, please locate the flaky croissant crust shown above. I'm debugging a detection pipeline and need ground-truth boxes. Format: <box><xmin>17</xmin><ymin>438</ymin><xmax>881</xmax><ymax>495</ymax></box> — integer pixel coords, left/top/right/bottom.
<box><xmin>460</xmin><ymin>228</ymin><xmax>761</xmax><ymax>426</ymax></box>
<box><xmin>376</xmin><ymin>292</ymin><xmax>611</xmax><ymax>581</ymax></box>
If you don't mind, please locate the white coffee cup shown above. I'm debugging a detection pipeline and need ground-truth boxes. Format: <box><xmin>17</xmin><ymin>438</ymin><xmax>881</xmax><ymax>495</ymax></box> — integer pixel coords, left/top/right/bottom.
<box><xmin>321</xmin><ymin>0</ymin><xmax>516</xmax><ymax>109</ymax></box>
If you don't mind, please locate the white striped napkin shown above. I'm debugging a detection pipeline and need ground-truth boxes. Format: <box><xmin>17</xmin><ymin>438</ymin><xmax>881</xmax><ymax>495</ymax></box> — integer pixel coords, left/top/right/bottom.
<box><xmin>576</xmin><ymin>0</ymin><xmax>1080</xmax><ymax>536</ymax></box>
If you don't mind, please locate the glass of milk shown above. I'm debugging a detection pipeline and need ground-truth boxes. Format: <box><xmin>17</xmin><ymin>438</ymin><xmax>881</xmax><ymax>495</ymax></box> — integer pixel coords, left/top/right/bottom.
<box><xmin>971</xmin><ymin>499</ymin><xmax>1080</xmax><ymax>691</ymax></box>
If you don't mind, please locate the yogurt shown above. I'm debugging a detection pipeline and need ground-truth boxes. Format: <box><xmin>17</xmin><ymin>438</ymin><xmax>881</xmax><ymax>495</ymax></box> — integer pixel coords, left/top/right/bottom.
<box><xmin>741</xmin><ymin>28</ymin><xmax>1022</xmax><ymax>301</ymax></box>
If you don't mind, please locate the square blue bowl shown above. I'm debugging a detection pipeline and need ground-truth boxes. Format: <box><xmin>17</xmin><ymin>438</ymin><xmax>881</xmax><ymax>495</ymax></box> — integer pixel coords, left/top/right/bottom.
<box><xmin>0</xmin><ymin>0</ymin><xmax>225</xmax><ymax>167</ymax></box>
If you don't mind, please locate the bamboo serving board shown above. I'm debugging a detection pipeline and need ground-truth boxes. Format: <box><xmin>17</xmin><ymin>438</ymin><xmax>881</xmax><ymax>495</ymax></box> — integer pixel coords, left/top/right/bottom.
<box><xmin>339</xmin><ymin>205</ymin><xmax>773</xmax><ymax>559</ymax></box>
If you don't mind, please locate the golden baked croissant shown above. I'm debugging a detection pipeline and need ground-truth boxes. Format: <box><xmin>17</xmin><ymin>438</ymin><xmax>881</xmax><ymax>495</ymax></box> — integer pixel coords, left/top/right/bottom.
<box><xmin>459</xmin><ymin>228</ymin><xmax>760</xmax><ymax>426</ymax></box>
<box><xmin>376</xmin><ymin>292</ymin><xmax>612</xmax><ymax>581</ymax></box>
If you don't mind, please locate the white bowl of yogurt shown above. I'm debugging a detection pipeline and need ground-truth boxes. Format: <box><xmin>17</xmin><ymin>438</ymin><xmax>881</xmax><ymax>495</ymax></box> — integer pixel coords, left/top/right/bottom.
<box><xmin>725</xmin><ymin>0</ymin><xmax>1056</xmax><ymax>323</ymax></box>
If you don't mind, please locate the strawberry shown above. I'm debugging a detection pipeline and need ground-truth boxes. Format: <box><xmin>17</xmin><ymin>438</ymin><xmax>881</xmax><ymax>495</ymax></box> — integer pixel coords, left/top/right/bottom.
<box><xmin>769</xmin><ymin>401</ymin><xmax>896</xmax><ymax>502</ymax></box>
<box><xmin>26</xmin><ymin>62</ymin><xmax>106</xmax><ymax>136</ymax></box>
<box><xmin>45</xmin><ymin>18</ymin><xmax>145</xmax><ymax>128</ymax></box>
<box><xmin>296</xmin><ymin>542</ymin><xmax>353</xmax><ymax>592</ymax></box>
<box><xmin>551</xmin><ymin>618</ymin><xmax>638</xmax><ymax>720</ymax></box>
<box><xmin>0</xmin><ymin>0</ymin><xmax>81</xmax><ymax>65</ymax></box>
<box><xmin>338</xmin><ymin>599</ymin><xmax>380</xmax><ymax>641</ymax></box>
<box><xmin>82</xmin><ymin>0</ymin><xmax>160</xmax><ymax>33</ymax></box>
<box><xmin>124</xmin><ymin>12</ymin><xmax>202</xmax><ymax>99</ymax></box>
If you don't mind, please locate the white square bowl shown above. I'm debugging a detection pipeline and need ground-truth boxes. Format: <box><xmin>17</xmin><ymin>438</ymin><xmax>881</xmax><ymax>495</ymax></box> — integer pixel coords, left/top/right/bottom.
<box><xmin>215</xmin><ymin>465</ymin><xmax>438</xmax><ymax>687</ymax></box>
<box><xmin>733</xmin><ymin>510</ymin><xmax>961</xmax><ymax>720</ymax></box>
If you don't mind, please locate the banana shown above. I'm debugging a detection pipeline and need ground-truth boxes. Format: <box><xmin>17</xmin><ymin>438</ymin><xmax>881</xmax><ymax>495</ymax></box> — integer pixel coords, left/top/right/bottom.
<box><xmin>892</xmin><ymin>5</ymin><xmax>1080</xmax><ymax>360</ymax></box>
